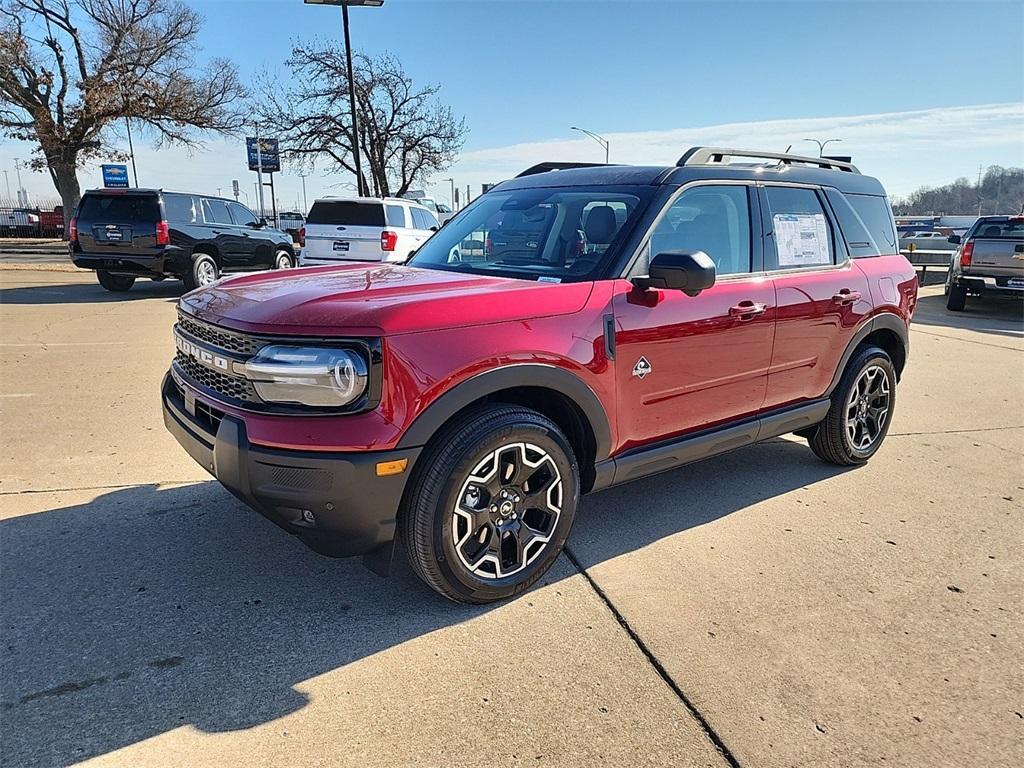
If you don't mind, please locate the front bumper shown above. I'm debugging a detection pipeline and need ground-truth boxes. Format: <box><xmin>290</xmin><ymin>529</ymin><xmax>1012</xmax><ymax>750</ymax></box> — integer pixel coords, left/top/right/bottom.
<box><xmin>162</xmin><ymin>373</ymin><xmax>420</xmax><ymax>558</ymax></box>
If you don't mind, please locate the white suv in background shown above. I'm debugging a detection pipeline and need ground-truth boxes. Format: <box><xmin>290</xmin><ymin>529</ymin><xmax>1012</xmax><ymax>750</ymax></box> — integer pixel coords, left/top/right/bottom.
<box><xmin>299</xmin><ymin>197</ymin><xmax>440</xmax><ymax>266</ymax></box>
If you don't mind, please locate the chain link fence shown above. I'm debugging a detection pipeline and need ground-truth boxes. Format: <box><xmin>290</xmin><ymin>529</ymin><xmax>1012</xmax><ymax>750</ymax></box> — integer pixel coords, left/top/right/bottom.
<box><xmin>0</xmin><ymin>197</ymin><xmax>65</xmax><ymax>239</ymax></box>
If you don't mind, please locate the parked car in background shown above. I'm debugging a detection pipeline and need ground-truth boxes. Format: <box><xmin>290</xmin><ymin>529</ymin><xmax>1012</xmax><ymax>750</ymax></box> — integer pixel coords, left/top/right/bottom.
<box><xmin>401</xmin><ymin>192</ymin><xmax>456</xmax><ymax>224</ymax></box>
<box><xmin>899</xmin><ymin>229</ymin><xmax>958</xmax><ymax>253</ymax></box>
<box><xmin>278</xmin><ymin>211</ymin><xmax>305</xmax><ymax>240</ymax></box>
<box><xmin>70</xmin><ymin>189</ymin><xmax>296</xmax><ymax>292</ymax></box>
<box><xmin>945</xmin><ymin>215</ymin><xmax>1024</xmax><ymax>310</ymax></box>
<box><xmin>0</xmin><ymin>208</ymin><xmax>41</xmax><ymax>237</ymax></box>
<box><xmin>299</xmin><ymin>196</ymin><xmax>440</xmax><ymax>266</ymax></box>
<box><xmin>163</xmin><ymin>147</ymin><xmax>916</xmax><ymax>604</ymax></box>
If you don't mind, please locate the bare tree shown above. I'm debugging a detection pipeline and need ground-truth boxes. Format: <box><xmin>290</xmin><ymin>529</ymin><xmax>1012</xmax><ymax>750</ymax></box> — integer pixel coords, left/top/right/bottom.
<box><xmin>258</xmin><ymin>41</ymin><xmax>467</xmax><ymax>197</ymax></box>
<box><xmin>0</xmin><ymin>0</ymin><xmax>246</xmax><ymax>230</ymax></box>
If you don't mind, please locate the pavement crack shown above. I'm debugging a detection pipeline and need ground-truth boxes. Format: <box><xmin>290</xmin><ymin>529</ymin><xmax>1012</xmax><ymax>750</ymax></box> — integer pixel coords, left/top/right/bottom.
<box><xmin>889</xmin><ymin>425</ymin><xmax>1024</xmax><ymax>437</ymax></box>
<box><xmin>0</xmin><ymin>481</ymin><xmax>197</xmax><ymax>496</ymax></box>
<box><xmin>563</xmin><ymin>545</ymin><xmax>742</xmax><ymax>768</ymax></box>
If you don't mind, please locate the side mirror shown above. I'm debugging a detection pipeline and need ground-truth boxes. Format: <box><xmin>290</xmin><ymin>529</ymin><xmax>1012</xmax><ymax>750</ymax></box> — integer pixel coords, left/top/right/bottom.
<box><xmin>947</xmin><ymin>234</ymin><xmax>961</xmax><ymax>245</ymax></box>
<box><xmin>429</xmin><ymin>225</ymin><xmax>439</xmax><ymax>232</ymax></box>
<box><xmin>631</xmin><ymin>250</ymin><xmax>716</xmax><ymax>296</ymax></box>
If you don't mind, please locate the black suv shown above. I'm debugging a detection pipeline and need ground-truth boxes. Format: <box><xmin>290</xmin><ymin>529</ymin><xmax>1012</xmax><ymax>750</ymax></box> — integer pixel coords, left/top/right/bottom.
<box><xmin>70</xmin><ymin>189</ymin><xmax>297</xmax><ymax>292</ymax></box>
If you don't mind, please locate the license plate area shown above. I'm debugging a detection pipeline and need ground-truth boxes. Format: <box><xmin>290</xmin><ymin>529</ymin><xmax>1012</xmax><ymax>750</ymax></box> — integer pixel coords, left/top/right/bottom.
<box><xmin>96</xmin><ymin>226</ymin><xmax>131</xmax><ymax>242</ymax></box>
<box><xmin>333</xmin><ymin>241</ymin><xmax>350</xmax><ymax>252</ymax></box>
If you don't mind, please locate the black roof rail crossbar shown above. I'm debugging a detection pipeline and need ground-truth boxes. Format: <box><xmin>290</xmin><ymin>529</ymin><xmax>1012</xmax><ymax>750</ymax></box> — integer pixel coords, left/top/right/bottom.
<box><xmin>677</xmin><ymin>147</ymin><xmax>860</xmax><ymax>174</ymax></box>
<box><xmin>515</xmin><ymin>161</ymin><xmax>613</xmax><ymax>178</ymax></box>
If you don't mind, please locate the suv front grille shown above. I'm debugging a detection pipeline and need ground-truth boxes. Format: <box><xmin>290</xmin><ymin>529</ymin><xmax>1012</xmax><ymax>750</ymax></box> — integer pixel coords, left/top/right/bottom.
<box><xmin>177</xmin><ymin>313</ymin><xmax>263</xmax><ymax>356</ymax></box>
<box><xmin>174</xmin><ymin>353</ymin><xmax>259</xmax><ymax>403</ymax></box>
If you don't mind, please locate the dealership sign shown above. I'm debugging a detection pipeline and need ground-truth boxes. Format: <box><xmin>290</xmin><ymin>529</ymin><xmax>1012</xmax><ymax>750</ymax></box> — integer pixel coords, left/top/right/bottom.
<box><xmin>101</xmin><ymin>164</ymin><xmax>129</xmax><ymax>188</ymax></box>
<box><xmin>246</xmin><ymin>137</ymin><xmax>280</xmax><ymax>172</ymax></box>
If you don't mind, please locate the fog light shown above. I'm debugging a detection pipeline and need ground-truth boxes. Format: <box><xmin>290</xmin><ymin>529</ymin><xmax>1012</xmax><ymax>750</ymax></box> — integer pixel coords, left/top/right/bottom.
<box><xmin>376</xmin><ymin>458</ymin><xmax>408</xmax><ymax>477</ymax></box>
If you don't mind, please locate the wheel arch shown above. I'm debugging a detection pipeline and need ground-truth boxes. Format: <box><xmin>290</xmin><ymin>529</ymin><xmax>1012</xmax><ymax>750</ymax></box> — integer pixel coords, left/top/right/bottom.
<box><xmin>826</xmin><ymin>313</ymin><xmax>908</xmax><ymax>396</ymax></box>
<box><xmin>190</xmin><ymin>243</ymin><xmax>221</xmax><ymax>266</ymax></box>
<box><xmin>395</xmin><ymin>365</ymin><xmax>612</xmax><ymax>493</ymax></box>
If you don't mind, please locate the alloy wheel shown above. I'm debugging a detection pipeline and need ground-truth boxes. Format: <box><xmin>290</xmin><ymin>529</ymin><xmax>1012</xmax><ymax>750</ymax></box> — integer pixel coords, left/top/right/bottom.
<box><xmin>196</xmin><ymin>259</ymin><xmax>218</xmax><ymax>286</ymax></box>
<box><xmin>845</xmin><ymin>364</ymin><xmax>890</xmax><ymax>451</ymax></box>
<box><xmin>451</xmin><ymin>442</ymin><xmax>562</xmax><ymax>579</ymax></box>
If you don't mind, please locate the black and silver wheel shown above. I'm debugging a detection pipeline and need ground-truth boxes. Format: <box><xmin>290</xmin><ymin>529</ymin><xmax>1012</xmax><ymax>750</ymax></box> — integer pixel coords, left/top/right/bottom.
<box><xmin>274</xmin><ymin>249</ymin><xmax>294</xmax><ymax>270</ymax></box>
<box><xmin>183</xmin><ymin>253</ymin><xmax>219</xmax><ymax>291</ymax></box>
<box><xmin>96</xmin><ymin>270</ymin><xmax>135</xmax><ymax>292</ymax></box>
<box><xmin>809</xmin><ymin>345</ymin><xmax>896</xmax><ymax>466</ymax></box>
<box><xmin>401</xmin><ymin>404</ymin><xmax>579</xmax><ymax>604</ymax></box>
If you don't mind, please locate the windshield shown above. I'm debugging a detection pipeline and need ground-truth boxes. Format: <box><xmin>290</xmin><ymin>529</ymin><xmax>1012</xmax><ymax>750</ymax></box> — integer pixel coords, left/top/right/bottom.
<box><xmin>408</xmin><ymin>185</ymin><xmax>650</xmax><ymax>281</ymax></box>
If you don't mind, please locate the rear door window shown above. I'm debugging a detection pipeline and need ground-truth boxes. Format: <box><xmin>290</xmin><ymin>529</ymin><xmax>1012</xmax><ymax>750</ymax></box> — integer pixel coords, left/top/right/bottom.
<box><xmin>385</xmin><ymin>204</ymin><xmax>408</xmax><ymax>228</ymax></box>
<box><xmin>77</xmin><ymin>194</ymin><xmax>159</xmax><ymax>223</ymax></box>
<box><xmin>201</xmin><ymin>198</ymin><xmax>233</xmax><ymax>225</ymax></box>
<box><xmin>845</xmin><ymin>194</ymin><xmax>898</xmax><ymax>253</ymax></box>
<box><xmin>163</xmin><ymin>194</ymin><xmax>198</xmax><ymax>224</ymax></box>
<box><xmin>411</xmin><ymin>207</ymin><xmax>438</xmax><ymax>230</ymax></box>
<box><xmin>306</xmin><ymin>201</ymin><xmax>385</xmax><ymax>227</ymax></box>
<box><xmin>764</xmin><ymin>186</ymin><xmax>834</xmax><ymax>269</ymax></box>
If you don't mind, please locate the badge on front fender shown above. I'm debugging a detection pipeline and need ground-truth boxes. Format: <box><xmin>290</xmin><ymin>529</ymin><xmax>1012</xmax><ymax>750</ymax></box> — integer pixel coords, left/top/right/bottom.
<box><xmin>632</xmin><ymin>357</ymin><xmax>652</xmax><ymax>379</ymax></box>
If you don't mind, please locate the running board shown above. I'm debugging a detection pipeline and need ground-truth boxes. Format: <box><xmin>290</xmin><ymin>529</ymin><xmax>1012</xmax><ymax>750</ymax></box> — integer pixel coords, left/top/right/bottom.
<box><xmin>591</xmin><ymin>399</ymin><xmax>830</xmax><ymax>491</ymax></box>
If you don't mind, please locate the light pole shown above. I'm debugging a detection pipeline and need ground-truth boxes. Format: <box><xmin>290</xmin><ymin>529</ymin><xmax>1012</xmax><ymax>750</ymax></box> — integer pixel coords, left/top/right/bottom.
<box><xmin>303</xmin><ymin>0</ymin><xmax>384</xmax><ymax>197</ymax></box>
<box><xmin>298</xmin><ymin>170</ymin><xmax>309</xmax><ymax>212</ymax></box>
<box><xmin>13</xmin><ymin>159</ymin><xmax>25</xmax><ymax>205</ymax></box>
<box><xmin>444</xmin><ymin>177</ymin><xmax>455</xmax><ymax>209</ymax></box>
<box><xmin>2</xmin><ymin>170</ymin><xmax>10</xmax><ymax>199</ymax></box>
<box><xmin>570</xmin><ymin>126</ymin><xmax>610</xmax><ymax>163</ymax></box>
<box><xmin>804</xmin><ymin>137</ymin><xmax>842</xmax><ymax>158</ymax></box>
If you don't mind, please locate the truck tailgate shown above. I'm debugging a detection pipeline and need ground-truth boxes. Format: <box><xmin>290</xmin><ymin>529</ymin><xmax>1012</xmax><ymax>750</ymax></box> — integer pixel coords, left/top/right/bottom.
<box><xmin>969</xmin><ymin>238</ymin><xmax>1024</xmax><ymax>277</ymax></box>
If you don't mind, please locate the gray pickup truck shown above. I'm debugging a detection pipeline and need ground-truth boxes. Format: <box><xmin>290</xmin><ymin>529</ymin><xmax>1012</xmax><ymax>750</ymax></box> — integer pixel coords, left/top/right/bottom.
<box><xmin>945</xmin><ymin>216</ymin><xmax>1024</xmax><ymax>311</ymax></box>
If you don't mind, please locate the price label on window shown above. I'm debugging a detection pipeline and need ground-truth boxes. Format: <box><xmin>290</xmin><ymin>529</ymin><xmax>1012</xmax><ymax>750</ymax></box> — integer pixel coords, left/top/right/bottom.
<box><xmin>773</xmin><ymin>213</ymin><xmax>830</xmax><ymax>266</ymax></box>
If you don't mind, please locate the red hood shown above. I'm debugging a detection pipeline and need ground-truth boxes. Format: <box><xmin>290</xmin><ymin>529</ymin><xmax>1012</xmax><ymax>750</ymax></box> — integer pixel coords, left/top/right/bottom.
<box><xmin>180</xmin><ymin>263</ymin><xmax>594</xmax><ymax>336</ymax></box>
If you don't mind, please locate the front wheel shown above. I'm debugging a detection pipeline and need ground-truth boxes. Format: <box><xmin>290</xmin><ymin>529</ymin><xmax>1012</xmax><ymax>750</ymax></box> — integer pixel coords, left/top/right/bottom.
<box><xmin>96</xmin><ymin>270</ymin><xmax>135</xmax><ymax>292</ymax></box>
<box><xmin>274</xmin><ymin>249</ymin><xmax>294</xmax><ymax>270</ymax></box>
<box><xmin>808</xmin><ymin>345</ymin><xmax>896</xmax><ymax>466</ymax></box>
<box><xmin>401</xmin><ymin>405</ymin><xmax>580</xmax><ymax>604</ymax></box>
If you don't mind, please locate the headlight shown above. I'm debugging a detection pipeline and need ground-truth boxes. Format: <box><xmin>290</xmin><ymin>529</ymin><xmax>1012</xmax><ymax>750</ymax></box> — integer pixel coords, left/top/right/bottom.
<box><xmin>244</xmin><ymin>346</ymin><xmax>368</xmax><ymax>407</ymax></box>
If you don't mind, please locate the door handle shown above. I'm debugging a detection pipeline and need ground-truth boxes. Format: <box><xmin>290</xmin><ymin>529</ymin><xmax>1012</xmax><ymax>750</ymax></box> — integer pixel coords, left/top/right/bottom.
<box><xmin>729</xmin><ymin>301</ymin><xmax>767</xmax><ymax>319</ymax></box>
<box><xmin>831</xmin><ymin>289</ymin><xmax>862</xmax><ymax>305</ymax></box>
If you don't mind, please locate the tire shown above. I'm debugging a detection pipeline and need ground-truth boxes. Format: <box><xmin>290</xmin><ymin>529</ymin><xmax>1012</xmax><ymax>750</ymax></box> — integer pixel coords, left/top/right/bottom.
<box><xmin>183</xmin><ymin>253</ymin><xmax>219</xmax><ymax>291</ymax></box>
<box><xmin>96</xmin><ymin>270</ymin><xmax>135</xmax><ymax>292</ymax></box>
<box><xmin>946</xmin><ymin>283</ymin><xmax>967</xmax><ymax>311</ymax></box>
<box><xmin>401</xmin><ymin>404</ymin><xmax>580</xmax><ymax>604</ymax></box>
<box><xmin>274</xmin><ymin>249</ymin><xmax>294</xmax><ymax>270</ymax></box>
<box><xmin>808</xmin><ymin>345</ymin><xmax>896</xmax><ymax>466</ymax></box>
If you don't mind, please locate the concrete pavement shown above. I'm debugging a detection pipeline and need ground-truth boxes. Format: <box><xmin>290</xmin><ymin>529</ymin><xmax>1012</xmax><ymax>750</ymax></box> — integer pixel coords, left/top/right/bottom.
<box><xmin>1</xmin><ymin>269</ymin><xmax>1021</xmax><ymax>767</ymax></box>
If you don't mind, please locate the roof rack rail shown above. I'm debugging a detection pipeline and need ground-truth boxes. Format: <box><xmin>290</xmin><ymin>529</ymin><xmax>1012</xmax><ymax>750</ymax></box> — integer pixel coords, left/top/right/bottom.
<box><xmin>515</xmin><ymin>161</ymin><xmax>612</xmax><ymax>178</ymax></box>
<box><xmin>677</xmin><ymin>147</ymin><xmax>859</xmax><ymax>174</ymax></box>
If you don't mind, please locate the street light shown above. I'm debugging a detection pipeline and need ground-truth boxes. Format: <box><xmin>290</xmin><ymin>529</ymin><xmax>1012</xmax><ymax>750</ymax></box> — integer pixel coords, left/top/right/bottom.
<box><xmin>303</xmin><ymin>0</ymin><xmax>384</xmax><ymax>197</ymax></box>
<box><xmin>804</xmin><ymin>138</ymin><xmax>842</xmax><ymax>158</ymax></box>
<box><xmin>444</xmin><ymin>177</ymin><xmax>455</xmax><ymax>209</ymax></box>
<box><xmin>570</xmin><ymin>126</ymin><xmax>610</xmax><ymax>163</ymax></box>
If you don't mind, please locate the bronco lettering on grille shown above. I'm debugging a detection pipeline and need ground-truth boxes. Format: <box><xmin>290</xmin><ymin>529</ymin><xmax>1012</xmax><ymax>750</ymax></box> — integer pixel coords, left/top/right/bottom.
<box><xmin>174</xmin><ymin>331</ymin><xmax>232</xmax><ymax>372</ymax></box>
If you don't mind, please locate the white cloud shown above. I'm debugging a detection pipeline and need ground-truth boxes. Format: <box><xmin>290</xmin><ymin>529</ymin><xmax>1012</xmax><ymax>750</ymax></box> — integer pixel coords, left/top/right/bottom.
<box><xmin>3</xmin><ymin>102</ymin><xmax>1022</xmax><ymax>209</ymax></box>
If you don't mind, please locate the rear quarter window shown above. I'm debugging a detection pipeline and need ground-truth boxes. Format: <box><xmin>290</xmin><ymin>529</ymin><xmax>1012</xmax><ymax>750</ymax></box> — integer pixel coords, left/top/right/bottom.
<box><xmin>385</xmin><ymin>204</ymin><xmax>407</xmax><ymax>228</ymax></box>
<box><xmin>163</xmin><ymin>194</ymin><xmax>198</xmax><ymax>224</ymax></box>
<box><xmin>824</xmin><ymin>189</ymin><xmax>878</xmax><ymax>258</ymax></box>
<box><xmin>307</xmin><ymin>201</ymin><xmax>385</xmax><ymax>227</ymax></box>
<box><xmin>77</xmin><ymin>194</ymin><xmax>159</xmax><ymax>223</ymax></box>
<box><xmin>845</xmin><ymin>194</ymin><xmax>898</xmax><ymax>254</ymax></box>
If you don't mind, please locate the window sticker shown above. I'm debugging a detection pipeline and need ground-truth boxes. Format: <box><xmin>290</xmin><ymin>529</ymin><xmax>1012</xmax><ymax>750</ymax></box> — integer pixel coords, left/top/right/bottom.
<box><xmin>773</xmin><ymin>213</ymin><xmax>830</xmax><ymax>266</ymax></box>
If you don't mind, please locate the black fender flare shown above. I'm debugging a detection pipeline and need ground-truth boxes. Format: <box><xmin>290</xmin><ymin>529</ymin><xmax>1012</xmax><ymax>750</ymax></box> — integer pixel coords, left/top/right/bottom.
<box><xmin>395</xmin><ymin>364</ymin><xmax>612</xmax><ymax>460</ymax></box>
<box><xmin>825</xmin><ymin>313</ymin><xmax>909</xmax><ymax>396</ymax></box>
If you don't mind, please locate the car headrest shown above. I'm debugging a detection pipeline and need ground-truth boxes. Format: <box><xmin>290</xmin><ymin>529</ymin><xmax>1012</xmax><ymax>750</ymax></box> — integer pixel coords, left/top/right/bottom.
<box><xmin>584</xmin><ymin>206</ymin><xmax>618</xmax><ymax>244</ymax></box>
<box><xmin>982</xmin><ymin>225</ymin><xmax>1001</xmax><ymax>237</ymax></box>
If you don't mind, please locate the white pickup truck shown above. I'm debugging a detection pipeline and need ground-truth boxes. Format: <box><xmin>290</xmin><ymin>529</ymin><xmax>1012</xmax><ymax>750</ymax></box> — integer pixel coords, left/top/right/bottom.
<box><xmin>945</xmin><ymin>216</ymin><xmax>1024</xmax><ymax>311</ymax></box>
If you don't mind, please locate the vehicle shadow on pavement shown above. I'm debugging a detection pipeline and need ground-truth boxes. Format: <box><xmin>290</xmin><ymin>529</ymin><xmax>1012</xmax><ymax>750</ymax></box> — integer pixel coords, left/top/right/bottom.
<box><xmin>0</xmin><ymin>279</ymin><xmax>187</xmax><ymax>305</ymax></box>
<box><xmin>0</xmin><ymin>438</ymin><xmax>847</xmax><ymax>767</ymax></box>
<box><xmin>911</xmin><ymin>292</ymin><xmax>1024</xmax><ymax>339</ymax></box>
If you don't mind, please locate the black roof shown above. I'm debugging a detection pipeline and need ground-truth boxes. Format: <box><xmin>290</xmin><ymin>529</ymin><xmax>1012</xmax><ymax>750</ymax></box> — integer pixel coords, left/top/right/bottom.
<box><xmin>495</xmin><ymin>147</ymin><xmax>887</xmax><ymax>196</ymax></box>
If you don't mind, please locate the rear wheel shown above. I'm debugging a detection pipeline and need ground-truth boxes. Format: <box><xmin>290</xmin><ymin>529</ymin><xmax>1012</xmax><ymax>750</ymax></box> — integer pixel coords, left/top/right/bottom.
<box><xmin>946</xmin><ymin>282</ymin><xmax>967</xmax><ymax>311</ymax></box>
<box><xmin>96</xmin><ymin>270</ymin><xmax>135</xmax><ymax>292</ymax></box>
<box><xmin>808</xmin><ymin>345</ymin><xmax>896</xmax><ymax>466</ymax></box>
<box><xmin>401</xmin><ymin>405</ymin><xmax>580</xmax><ymax>604</ymax></box>
<box><xmin>183</xmin><ymin>253</ymin><xmax>219</xmax><ymax>291</ymax></box>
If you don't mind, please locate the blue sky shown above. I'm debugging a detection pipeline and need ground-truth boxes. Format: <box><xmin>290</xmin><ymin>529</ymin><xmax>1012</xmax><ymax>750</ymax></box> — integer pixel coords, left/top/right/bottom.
<box><xmin>3</xmin><ymin>0</ymin><xmax>1023</xmax><ymax>209</ymax></box>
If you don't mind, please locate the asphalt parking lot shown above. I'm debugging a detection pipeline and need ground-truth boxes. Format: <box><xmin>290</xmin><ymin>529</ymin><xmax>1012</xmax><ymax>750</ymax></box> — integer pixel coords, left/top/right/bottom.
<box><xmin>1</xmin><ymin>268</ymin><xmax>1021</xmax><ymax>768</ymax></box>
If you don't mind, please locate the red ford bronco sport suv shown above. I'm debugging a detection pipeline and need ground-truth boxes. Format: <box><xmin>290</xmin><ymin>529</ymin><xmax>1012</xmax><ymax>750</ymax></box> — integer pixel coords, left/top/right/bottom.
<box><xmin>163</xmin><ymin>147</ymin><xmax>917</xmax><ymax>604</ymax></box>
